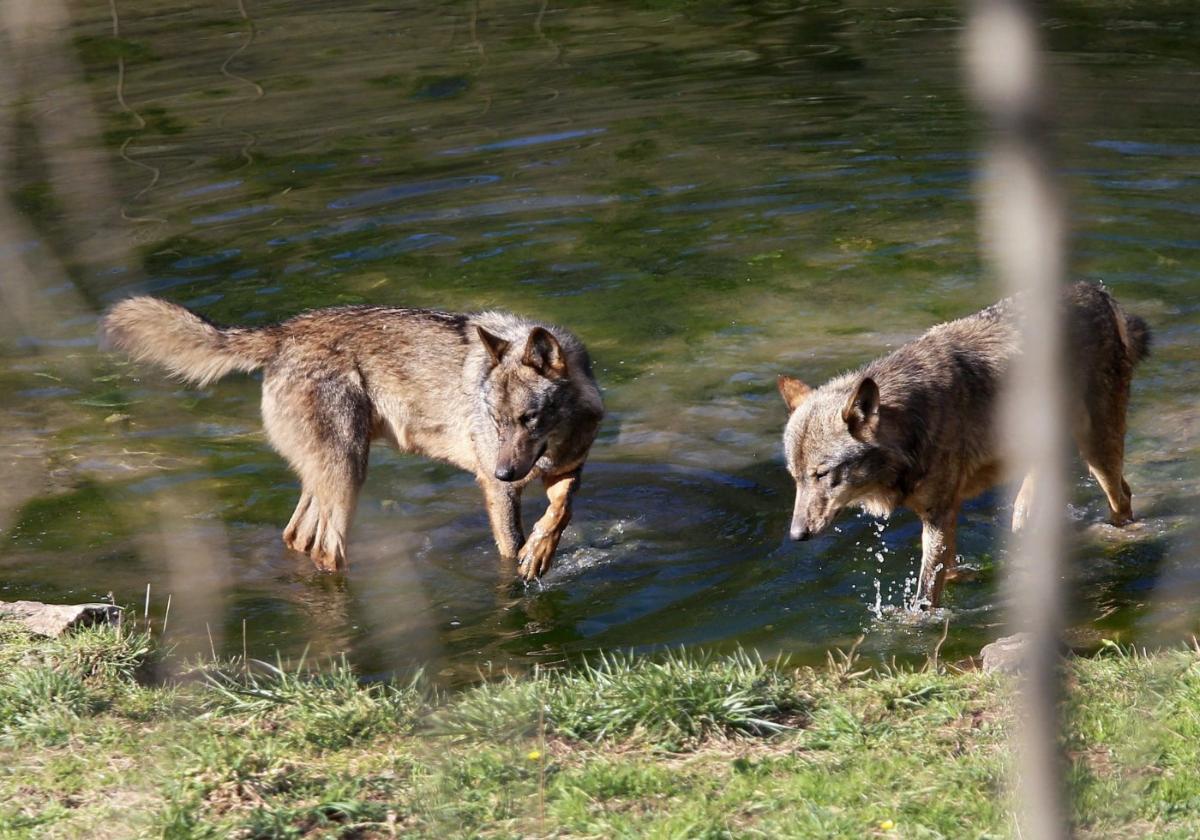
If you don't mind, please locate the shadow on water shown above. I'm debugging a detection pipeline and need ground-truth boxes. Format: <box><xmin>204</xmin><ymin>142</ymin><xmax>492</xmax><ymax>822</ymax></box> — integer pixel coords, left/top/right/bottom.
<box><xmin>0</xmin><ymin>0</ymin><xmax>1197</xmax><ymax>680</ymax></box>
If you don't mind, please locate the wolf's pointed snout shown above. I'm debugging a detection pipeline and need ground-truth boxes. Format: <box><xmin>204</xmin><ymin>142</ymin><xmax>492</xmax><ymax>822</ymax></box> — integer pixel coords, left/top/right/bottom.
<box><xmin>789</xmin><ymin>523</ymin><xmax>812</xmax><ymax>541</ymax></box>
<box><xmin>495</xmin><ymin>465</ymin><xmax>517</xmax><ymax>481</ymax></box>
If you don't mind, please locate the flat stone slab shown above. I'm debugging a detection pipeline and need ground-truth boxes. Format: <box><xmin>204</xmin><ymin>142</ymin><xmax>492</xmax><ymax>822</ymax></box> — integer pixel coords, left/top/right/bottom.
<box><xmin>980</xmin><ymin>633</ymin><xmax>1033</xmax><ymax>674</ymax></box>
<box><xmin>0</xmin><ymin>600</ymin><xmax>123</xmax><ymax>638</ymax></box>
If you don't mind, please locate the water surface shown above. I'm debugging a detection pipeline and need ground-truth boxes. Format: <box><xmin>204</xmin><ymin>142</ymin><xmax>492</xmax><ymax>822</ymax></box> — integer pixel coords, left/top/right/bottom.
<box><xmin>2</xmin><ymin>0</ymin><xmax>1198</xmax><ymax>680</ymax></box>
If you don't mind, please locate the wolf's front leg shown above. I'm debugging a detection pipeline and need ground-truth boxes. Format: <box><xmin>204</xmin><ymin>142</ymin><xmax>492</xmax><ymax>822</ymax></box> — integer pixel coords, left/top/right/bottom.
<box><xmin>913</xmin><ymin>510</ymin><xmax>959</xmax><ymax>610</ymax></box>
<box><xmin>517</xmin><ymin>469</ymin><xmax>581</xmax><ymax>580</ymax></box>
<box><xmin>481</xmin><ymin>478</ymin><xmax>525</xmax><ymax>559</ymax></box>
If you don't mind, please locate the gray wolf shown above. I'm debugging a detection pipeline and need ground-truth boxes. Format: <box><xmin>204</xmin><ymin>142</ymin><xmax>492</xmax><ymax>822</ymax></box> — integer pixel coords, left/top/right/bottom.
<box><xmin>777</xmin><ymin>281</ymin><xmax>1149</xmax><ymax>609</ymax></box>
<box><xmin>101</xmin><ymin>297</ymin><xmax>603</xmax><ymax>578</ymax></box>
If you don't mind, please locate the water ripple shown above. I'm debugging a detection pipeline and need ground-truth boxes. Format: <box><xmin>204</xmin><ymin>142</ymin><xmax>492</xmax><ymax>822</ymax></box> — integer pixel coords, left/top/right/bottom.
<box><xmin>327</xmin><ymin>174</ymin><xmax>502</xmax><ymax>210</ymax></box>
<box><xmin>441</xmin><ymin>127</ymin><xmax>606</xmax><ymax>155</ymax></box>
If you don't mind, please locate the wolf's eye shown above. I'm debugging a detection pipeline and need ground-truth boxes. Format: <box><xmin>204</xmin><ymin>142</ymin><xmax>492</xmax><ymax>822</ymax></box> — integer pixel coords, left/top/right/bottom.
<box><xmin>519</xmin><ymin>411</ymin><xmax>538</xmax><ymax>427</ymax></box>
<box><xmin>812</xmin><ymin>467</ymin><xmax>830</xmax><ymax>480</ymax></box>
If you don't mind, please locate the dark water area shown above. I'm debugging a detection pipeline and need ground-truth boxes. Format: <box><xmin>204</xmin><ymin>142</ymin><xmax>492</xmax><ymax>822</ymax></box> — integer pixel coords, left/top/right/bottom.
<box><xmin>1</xmin><ymin>0</ymin><xmax>1198</xmax><ymax>682</ymax></box>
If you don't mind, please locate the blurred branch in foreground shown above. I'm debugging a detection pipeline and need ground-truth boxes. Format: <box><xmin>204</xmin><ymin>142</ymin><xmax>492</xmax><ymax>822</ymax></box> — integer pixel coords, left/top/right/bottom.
<box><xmin>0</xmin><ymin>0</ymin><xmax>231</xmax><ymax>661</ymax></box>
<box><xmin>967</xmin><ymin>0</ymin><xmax>1069</xmax><ymax>837</ymax></box>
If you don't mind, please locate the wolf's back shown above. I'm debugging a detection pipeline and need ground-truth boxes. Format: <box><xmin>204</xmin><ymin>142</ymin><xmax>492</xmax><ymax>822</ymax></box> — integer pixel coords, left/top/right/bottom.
<box><xmin>100</xmin><ymin>296</ymin><xmax>279</xmax><ymax>386</ymax></box>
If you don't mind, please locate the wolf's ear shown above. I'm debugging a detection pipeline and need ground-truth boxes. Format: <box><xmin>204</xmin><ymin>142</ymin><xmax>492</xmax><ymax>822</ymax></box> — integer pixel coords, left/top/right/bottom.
<box><xmin>777</xmin><ymin>375</ymin><xmax>811</xmax><ymax>413</ymax></box>
<box><xmin>477</xmin><ymin>327</ymin><xmax>511</xmax><ymax>367</ymax></box>
<box><xmin>842</xmin><ymin>376</ymin><xmax>880</xmax><ymax>438</ymax></box>
<box><xmin>523</xmin><ymin>327</ymin><xmax>567</xmax><ymax>378</ymax></box>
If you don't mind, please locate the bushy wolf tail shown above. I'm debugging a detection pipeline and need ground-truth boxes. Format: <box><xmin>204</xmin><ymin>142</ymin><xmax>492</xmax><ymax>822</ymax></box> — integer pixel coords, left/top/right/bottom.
<box><xmin>100</xmin><ymin>296</ymin><xmax>279</xmax><ymax>386</ymax></box>
<box><xmin>1123</xmin><ymin>312</ymin><xmax>1151</xmax><ymax>365</ymax></box>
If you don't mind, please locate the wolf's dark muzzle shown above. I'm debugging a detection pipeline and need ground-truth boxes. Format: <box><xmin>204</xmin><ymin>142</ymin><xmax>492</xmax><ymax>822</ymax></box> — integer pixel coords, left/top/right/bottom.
<box><xmin>494</xmin><ymin>442</ymin><xmax>547</xmax><ymax>482</ymax></box>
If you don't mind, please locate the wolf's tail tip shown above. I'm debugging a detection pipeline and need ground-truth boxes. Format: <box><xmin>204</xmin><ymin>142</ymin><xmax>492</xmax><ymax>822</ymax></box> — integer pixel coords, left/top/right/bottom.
<box><xmin>1125</xmin><ymin>313</ymin><xmax>1151</xmax><ymax>363</ymax></box>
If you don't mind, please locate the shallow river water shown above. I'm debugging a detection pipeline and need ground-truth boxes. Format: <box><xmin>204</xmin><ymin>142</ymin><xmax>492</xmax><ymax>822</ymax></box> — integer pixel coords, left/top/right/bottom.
<box><xmin>1</xmin><ymin>0</ymin><xmax>1198</xmax><ymax>681</ymax></box>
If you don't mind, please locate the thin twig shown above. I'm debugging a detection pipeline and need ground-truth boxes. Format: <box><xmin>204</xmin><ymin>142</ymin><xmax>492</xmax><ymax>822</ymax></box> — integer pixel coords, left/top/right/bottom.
<box><xmin>538</xmin><ymin>694</ymin><xmax>546</xmax><ymax>835</ymax></box>
<box><xmin>110</xmin><ymin>0</ymin><xmax>165</xmax><ymax>222</ymax></box>
<box><xmin>218</xmin><ymin>0</ymin><xmax>265</xmax><ymax>170</ymax></box>
<box><xmin>928</xmin><ymin>617</ymin><xmax>951</xmax><ymax>673</ymax></box>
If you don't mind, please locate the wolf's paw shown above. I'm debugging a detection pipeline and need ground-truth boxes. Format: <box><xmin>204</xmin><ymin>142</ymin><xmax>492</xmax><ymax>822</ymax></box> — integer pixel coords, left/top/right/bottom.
<box><xmin>517</xmin><ymin>528</ymin><xmax>558</xmax><ymax>580</ymax></box>
<box><xmin>309</xmin><ymin>543</ymin><xmax>346</xmax><ymax>573</ymax></box>
<box><xmin>1086</xmin><ymin>517</ymin><xmax>1147</xmax><ymax>541</ymax></box>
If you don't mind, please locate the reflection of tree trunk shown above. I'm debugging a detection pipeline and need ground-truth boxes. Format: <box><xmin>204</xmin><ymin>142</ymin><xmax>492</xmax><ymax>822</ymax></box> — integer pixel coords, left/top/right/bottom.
<box><xmin>0</xmin><ymin>0</ymin><xmax>232</xmax><ymax>666</ymax></box>
<box><xmin>4</xmin><ymin>0</ymin><xmax>123</xmax><ymax>264</ymax></box>
<box><xmin>335</xmin><ymin>527</ymin><xmax>442</xmax><ymax>674</ymax></box>
<box><xmin>131</xmin><ymin>495</ymin><xmax>232</xmax><ymax>662</ymax></box>
<box><xmin>0</xmin><ymin>3</ymin><xmax>90</xmax><ymax>534</ymax></box>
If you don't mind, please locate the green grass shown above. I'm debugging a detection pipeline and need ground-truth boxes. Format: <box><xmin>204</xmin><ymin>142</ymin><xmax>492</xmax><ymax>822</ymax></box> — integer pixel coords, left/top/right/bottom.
<box><xmin>433</xmin><ymin>648</ymin><xmax>800</xmax><ymax>748</ymax></box>
<box><xmin>2</xmin><ymin>623</ymin><xmax>1199</xmax><ymax>838</ymax></box>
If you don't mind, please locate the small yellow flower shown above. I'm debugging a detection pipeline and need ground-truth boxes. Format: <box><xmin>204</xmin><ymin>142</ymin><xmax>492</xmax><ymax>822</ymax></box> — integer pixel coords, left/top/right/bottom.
<box><xmin>527</xmin><ymin>749</ymin><xmax>542</xmax><ymax>762</ymax></box>
<box><xmin>878</xmin><ymin>819</ymin><xmax>896</xmax><ymax>831</ymax></box>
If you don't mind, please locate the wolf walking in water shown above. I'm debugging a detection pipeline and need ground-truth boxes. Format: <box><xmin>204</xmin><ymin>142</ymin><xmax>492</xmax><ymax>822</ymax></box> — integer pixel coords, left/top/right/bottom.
<box><xmin>777</xmin><ymin>281</ymin><xmax>1149</xmax><ymax>609</ymax></box>
<box><xmin>101</xmin><ymin>297</ymin><xmax>603</xmax><ymax>578</ymax></box>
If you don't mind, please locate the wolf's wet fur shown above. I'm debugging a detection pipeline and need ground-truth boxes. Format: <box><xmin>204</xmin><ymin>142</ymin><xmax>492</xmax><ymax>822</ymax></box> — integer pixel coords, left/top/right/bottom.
<box><xmin>778</xmin><ymin>282</ymin><xmax>1150</xmax><ymax>610</ymax></box>
<box><xmin>101</xmin><ymin>297</ymin><xmax>603</xmax><ymax>577</ymax></box>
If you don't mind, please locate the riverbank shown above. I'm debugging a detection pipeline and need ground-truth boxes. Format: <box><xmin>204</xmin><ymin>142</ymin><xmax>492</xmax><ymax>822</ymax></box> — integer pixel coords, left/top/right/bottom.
<box><xmin>1</xmin><ymin>621</ymin><xmax>1197</xmax><ymax>838</ymax></box>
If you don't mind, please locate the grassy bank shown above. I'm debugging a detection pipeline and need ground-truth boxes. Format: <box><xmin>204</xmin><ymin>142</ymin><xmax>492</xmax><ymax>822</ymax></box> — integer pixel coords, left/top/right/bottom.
<box><xmin>2</xmin><ymin>623</ymin><xmax>1199</xmax><ymax>838</ymax></box>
